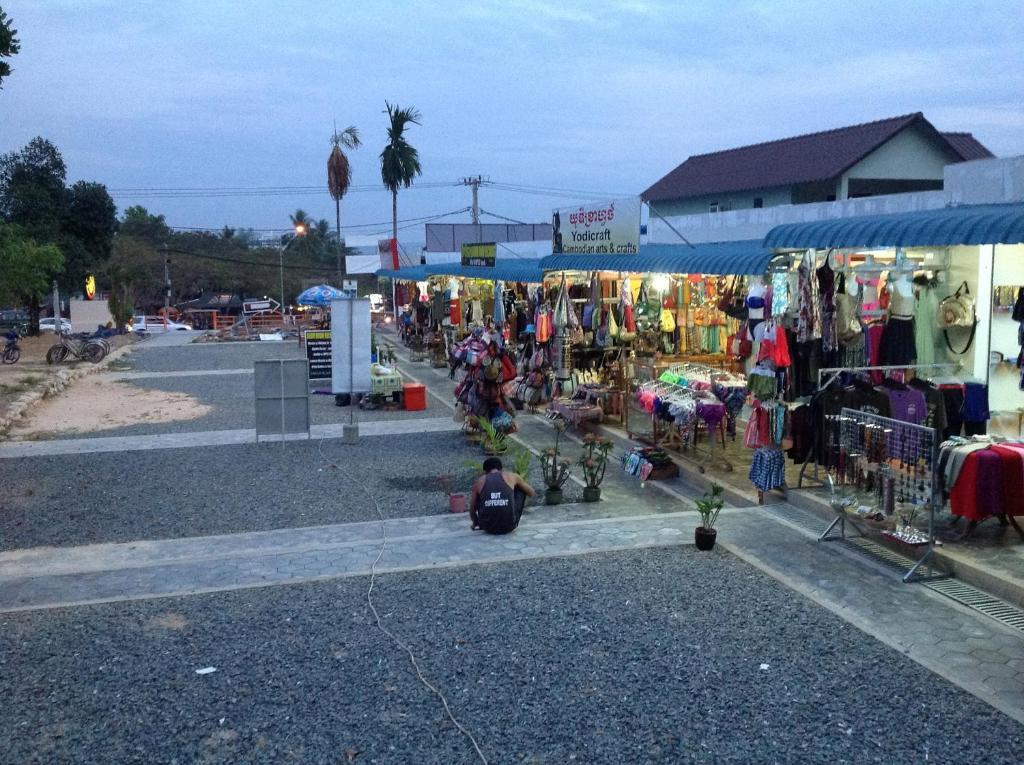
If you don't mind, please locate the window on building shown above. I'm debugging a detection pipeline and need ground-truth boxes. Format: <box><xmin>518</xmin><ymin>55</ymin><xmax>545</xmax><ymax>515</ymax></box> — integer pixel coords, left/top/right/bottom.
<box><xmin>753</xmin><ymin>197</ymin><xmax>764</xmax><ymax>209</ymax></box>
<box><xmin>709</xmin><ymin>202</ymin><xmax>720</xmax><ymax>213</ymax></box>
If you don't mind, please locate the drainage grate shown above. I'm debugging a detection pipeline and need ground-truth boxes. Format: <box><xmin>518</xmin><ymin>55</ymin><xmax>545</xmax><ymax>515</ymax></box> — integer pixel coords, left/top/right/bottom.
<box><xmin>925</xmin><ymin>578</ymin><xmax>1024</xmax><ymax>633</ymax></box>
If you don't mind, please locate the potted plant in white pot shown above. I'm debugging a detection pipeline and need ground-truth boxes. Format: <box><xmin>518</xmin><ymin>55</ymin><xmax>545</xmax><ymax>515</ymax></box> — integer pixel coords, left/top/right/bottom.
<box><xmin>577</xmin><ymin>434</ymin><xmax>613</xmax><ymax>502</ymax></box>
<box><xmin>694</xmin><ymin>483</ymin><xmax>724</xmax><ymax>551</ymax></box>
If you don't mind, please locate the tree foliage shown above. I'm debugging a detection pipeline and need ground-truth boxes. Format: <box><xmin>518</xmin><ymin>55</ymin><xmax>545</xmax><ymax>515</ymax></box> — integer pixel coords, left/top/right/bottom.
<box><xmin>0</xmin><ymin>137</ymin><xmax>116</xmax><ymax>296</ymax></box>
<box><xmin>0</xmin><ymin>222</ymin><xmax>64</xmax><ymax>308</ymax></box>
<box><xmin>0</xmin><ymin>6</ymin><xmax>19</xmax><ymax>89</ymax></box>
<box><xmin>104</xmin><ymin>206</ymin><xmax>355</xmax><ymax>314</ymax></box>
<box><xmin>380</xmin><ymin>102</ymin><xmax>422</xmax><ymax>243</ymax></box>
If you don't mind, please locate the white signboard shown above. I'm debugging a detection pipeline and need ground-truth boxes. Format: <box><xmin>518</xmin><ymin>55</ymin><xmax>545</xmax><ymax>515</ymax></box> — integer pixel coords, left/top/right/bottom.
<box><xmin>343</xmin><ymin>280</ymin><xmax>357</xmax><ymax>292</ymax></box>
<box><xmin>331</xmin><ymin>298</ymin><xmax>372</xmax><ymax>395</ymax></box>
<box><xmin>243</xmin><ymin>299</ymin><xmax>278</xmax><ymax>314</ymax></box>
<box><xmin>551</xmin><ymin>197</ymin><xmax>641</xmax><ymax>255</ymax></box>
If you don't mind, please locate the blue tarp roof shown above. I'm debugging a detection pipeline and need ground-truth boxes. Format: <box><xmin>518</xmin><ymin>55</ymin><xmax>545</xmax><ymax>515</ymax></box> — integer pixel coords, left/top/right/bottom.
<box><xmin>424</xmin><ymin>259</ymin><xmax>545</xmax><ymax>282</ymax></box>
<box><xmin>762</xmin><ymin>203</ymin><xmax>1024</xmax><ymax>250</ymax></box>
<box><xmin>376</xmin><ymin>260</ymin><xmax>546</xmax><ymax>282</ymax></box>
<box><xmin>375</xmin><ymin>265</ymin><xmax>429</xmax><ymax>280</ymax></box>
<box><xmin>539</xmin><ymin>240</ymin><xmax>775</xmax><ymax>275</ymax></box>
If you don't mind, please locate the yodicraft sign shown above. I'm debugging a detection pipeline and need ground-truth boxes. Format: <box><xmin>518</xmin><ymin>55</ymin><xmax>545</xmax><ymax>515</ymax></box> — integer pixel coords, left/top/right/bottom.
<box><xmin>461</xmin><ymin>242</ymin><xmax>497</xmax><ymax>267</ymax></box>
<box><xmin>551</xmin><ymin>197</ymin><xmax>641</xmax><ymax>255</ymax></box>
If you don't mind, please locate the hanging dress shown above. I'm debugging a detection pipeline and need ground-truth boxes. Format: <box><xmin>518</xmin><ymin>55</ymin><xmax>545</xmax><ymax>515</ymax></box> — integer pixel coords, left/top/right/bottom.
<box><xmin>914</xmin><ymin>285</ymin><xmax>938</xmax><ymax>366</ymax></box>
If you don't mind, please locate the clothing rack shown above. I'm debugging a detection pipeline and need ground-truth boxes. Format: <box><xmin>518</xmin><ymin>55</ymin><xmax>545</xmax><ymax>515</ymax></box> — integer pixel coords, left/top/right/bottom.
<box><xmin>630</xmin><ymin>379</ymin><xmax>733</xmax><ymax>472</ymax></box>
<box><xmin>798</xmin><ymin>362</ymin><xmax>963</xmax><ymax>489</ymax></box>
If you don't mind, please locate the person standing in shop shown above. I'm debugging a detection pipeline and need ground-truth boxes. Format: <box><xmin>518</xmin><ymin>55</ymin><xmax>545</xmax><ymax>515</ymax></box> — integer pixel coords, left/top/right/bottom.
<box><xmin>469</xmin><ymin>457</ymin><xmax>536</xmax><ymax>534</ymax></box>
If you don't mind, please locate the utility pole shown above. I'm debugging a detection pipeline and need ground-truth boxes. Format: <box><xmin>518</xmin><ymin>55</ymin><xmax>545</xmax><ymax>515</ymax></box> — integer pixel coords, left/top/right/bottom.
<box><xmin>163</xmin><ymin>244</ymin><xmax>171</xmax><ymax>329</ymax></box>
<box><xmin>460</xmin><ymin>175</ymin><xmax>485</xmax><ymax>225</ymax></box>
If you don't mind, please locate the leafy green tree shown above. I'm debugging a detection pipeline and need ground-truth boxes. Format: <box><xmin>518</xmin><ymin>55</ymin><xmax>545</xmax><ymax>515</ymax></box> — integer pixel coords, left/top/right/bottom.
<box><xmin>0</xmin><ymin>223</ymin><xmax>64</xmax><ymax>333</ymax></box>
<box><xmin>120</xmin><ymin>205</ymin><xmax>171</xmax><ymax>243</ymax></box>
<box><xmin>0</xmin><ymin>137</ymin><xmax>67</xmax><ymax>243</ymax></box>
<box><xmin>0</xmin><ymin>139</ymin><xmax>116</xmax><ymax>295</ymax></box>
<box><xmin>380</xmin><ymin>102</ymin><xmax>422</xmax><ymax>245</ymax></box>
<box><xmin>61</xmin><ymin>180</ymin><xmax>116</xmax><ymax>291</ymax></box>
<box><xmin>328</xmin><ymin>125</ymin><xmax>361</xmax><ymax>278</ymax></box>
<box><xmin>0</xmin><ymin>6</ymin><xmax>19</xmax><ymax>89</ymax></box>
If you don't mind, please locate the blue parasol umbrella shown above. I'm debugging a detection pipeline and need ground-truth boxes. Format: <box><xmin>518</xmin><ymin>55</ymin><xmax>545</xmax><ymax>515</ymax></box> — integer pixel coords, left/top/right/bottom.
<box><xmin>296</xmin><ymin>284</ymin><xmax>345</xmax><ymax>306</ymax></box>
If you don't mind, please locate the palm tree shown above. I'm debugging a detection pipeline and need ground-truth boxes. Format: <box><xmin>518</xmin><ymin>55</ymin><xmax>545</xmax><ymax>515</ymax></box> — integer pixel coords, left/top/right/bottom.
<box><xmin>327</xmin><ymin>125</ymin><xmax>361</xmax><ymax>279</ymax></box>
<box><xmin>379</xmin><ymin>102</ymin><xmax>422</xmax><ymax>248</ymax></box>
<box><xmin>286</xmin><ymin>209</ymin><xmax>313</xmax><ymax>257</ymax></box>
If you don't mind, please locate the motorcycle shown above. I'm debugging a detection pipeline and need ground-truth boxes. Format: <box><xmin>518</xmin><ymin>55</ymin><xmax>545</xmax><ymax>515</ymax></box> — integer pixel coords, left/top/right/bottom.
<box><xmin>2</xmin><ymin>330</ymin><xmax>20</xmax><ymax>364</ymax></box>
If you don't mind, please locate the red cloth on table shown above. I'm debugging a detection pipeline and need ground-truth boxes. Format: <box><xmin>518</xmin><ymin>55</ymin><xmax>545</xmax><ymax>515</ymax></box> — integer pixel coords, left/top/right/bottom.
<box><xmin>949</xmin><ymin>449</ymin><xmax>983</xmax><ymax>522</ymax></box>
<box><xmin>993</xmin><ymin>444</ymin><xmax>1024</xmax><ymax>516</ymax></box>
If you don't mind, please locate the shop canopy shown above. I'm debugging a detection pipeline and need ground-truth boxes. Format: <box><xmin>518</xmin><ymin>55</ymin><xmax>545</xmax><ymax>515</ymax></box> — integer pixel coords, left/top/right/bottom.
<box><xmin>375</xmin><ymin>264</ymin><xmax>429</xmax><ymax>281</ymax></box>
<box><xmin>423</xmin><ymin>258</ymin><xmax>545</xmax><ymax>282</ymax></box>
<box><xmin>762</xmin><ymin>202</ymin><xmax>1024</xmax><ymax>250</ymax></box>
<box><xmin>538</xmin><ymin>240</ymin><xmax>775</xmax><ymax>276</ymax></box>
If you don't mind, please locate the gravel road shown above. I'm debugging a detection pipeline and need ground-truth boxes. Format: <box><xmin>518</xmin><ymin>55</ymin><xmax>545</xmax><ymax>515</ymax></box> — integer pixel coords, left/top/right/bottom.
<box><xmin>2</xmin><ymin>546</ymin><xmax>1021</xmax><ymax>764</ymax></box>
<box><xmin>0</xmin><ymin>433</ymin><xmax>492</xmax><ymax>551</ymax></box>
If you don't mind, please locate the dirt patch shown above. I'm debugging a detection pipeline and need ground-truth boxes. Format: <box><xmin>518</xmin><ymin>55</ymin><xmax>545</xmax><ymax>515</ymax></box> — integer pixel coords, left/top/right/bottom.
<box><xmin>147</xmin><ymin>612</ymin><xmax>189</xmax><ymax>631</ymax></box>
<box><xmin>8</xmin><ymin>376</ymin><xmax>212</xmax><ymax>437</ymax></box>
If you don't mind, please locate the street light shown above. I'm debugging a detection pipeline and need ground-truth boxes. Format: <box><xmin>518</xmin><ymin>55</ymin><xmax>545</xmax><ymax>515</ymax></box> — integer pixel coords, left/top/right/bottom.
<box><xmin>280</xmin><ymin>223</ymin><xmax>307</xmax><ymax>326</ymax></box>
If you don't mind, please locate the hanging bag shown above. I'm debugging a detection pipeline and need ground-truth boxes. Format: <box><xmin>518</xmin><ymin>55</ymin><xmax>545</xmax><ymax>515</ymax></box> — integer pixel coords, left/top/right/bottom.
<box><xmin>659</xmin><ymin>307</ymin><xmax>676</xmax><ymax>333</ymax></box>
<box><xmin>938</xmin><ymin>280</ymin><xmax>978</xmax><ymax>354</ymax></box>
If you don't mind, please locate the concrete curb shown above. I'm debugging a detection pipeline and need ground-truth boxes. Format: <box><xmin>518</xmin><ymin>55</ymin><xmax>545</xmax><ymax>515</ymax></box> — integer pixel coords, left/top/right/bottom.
<box><xmin>0</xmin><ymin>340</ymin><xmax>138</xmax><ymax>435</ymax></box>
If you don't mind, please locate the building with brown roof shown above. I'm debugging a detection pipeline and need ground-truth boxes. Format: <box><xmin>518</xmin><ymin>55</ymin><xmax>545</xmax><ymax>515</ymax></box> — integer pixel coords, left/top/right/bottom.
<box><xmin>642</xmin><ymin>112</ymin><xmax>993</xmax><ymax>216</ymax></box>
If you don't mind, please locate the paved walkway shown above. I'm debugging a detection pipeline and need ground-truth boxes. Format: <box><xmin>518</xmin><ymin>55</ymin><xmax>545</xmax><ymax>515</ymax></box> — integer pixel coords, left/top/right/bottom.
<box><xmin>0</xmin><ymin>416</ymin><xmax>460</xmax><ymax>457</ymax></box>
<box><xmin>2</xmin><ymin>496</ymin><xmax>1022</xmax><ymax>723</ymax></box>
<box><xmin>98</xmin><ymin>368</ymin><xmax>253</xmax><ymax>380</ymax></box>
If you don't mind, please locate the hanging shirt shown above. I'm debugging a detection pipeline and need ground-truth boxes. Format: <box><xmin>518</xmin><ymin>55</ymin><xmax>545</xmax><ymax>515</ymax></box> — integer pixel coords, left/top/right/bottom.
<box><xmin>887</xmin><ymin>388</ymin><xmax>928</xmax><ymax>424</ymax></box>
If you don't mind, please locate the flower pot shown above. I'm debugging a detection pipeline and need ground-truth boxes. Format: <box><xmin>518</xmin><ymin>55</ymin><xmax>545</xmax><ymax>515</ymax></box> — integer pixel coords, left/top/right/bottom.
<box><xmin>582</xmin><ymin>486</ymin><xmax>602</xmax><ymax>502</ymax></box>
<box><xmin>482</xmin><ymin>444</ymin><xmax>507</xmax><ymax>456</ymax></box>
<box><xmin>694</xmin><ymin>526</ymin><xmax>717</xmax><ymax>551</ymax></box>
<box><xmin>544</xmin><ymin>488</ymin><xmax>563</xmax><ymax>505</ymax></box>
<box><xmin>448</xmin><ymin>493</ymin><xmax>466</xmax><ymax>513</ymax></box>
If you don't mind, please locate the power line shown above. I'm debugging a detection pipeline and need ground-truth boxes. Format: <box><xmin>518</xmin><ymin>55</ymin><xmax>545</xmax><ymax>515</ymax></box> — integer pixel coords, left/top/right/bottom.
<box><xmin>167</xmin><ymin>207</ymin><xmax>472</xmax><ymax>234</ymax></box>
<box><xmin>108</xmin><ymin>181</ymin><xmax>462</xmax><ymax>198</ymax></box>
<box><xmin>478</xmin><ymin>208</ymin><xmax>529</xmax><ymax>225</ymax></box>
<box><xmin>161</xmin><ymin>246</ymin><xmax>337</xmax><ymax>272</ymax></box>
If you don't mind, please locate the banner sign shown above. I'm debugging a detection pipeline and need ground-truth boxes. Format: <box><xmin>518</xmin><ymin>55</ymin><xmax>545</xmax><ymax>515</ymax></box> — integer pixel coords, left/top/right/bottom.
<box><xmin>378</xmin><ymin>238</ymin><xmax>399</xmax><ymax>270</ymax></box>
<box><xmin>304</xmin><ymin>329</ymin><xmax>333</xmax><ymax>380</ymax></box>
<box><xmin>461</xmin><ymin>242</ymin><xmax>497</xmax><ymax>267</ymax></box>
<box><xmin>551</xmin><ymin>197</ymin><xmax>641</xmax><ymax>255</ymax></box>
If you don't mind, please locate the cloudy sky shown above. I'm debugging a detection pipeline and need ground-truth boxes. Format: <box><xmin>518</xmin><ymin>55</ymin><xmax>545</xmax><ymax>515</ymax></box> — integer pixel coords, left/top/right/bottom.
<box><xmin>2</xmin><ymin>0</ymin><xmax>1022</xmax><ymax>241</ymax></box>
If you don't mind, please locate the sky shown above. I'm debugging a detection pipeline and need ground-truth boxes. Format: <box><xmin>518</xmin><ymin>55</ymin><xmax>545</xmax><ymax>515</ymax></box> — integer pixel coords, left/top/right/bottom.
<box><xmin>2</xmin><ymin>0</ymin><xmax>1023</xmax><ymax>243</ymax></box>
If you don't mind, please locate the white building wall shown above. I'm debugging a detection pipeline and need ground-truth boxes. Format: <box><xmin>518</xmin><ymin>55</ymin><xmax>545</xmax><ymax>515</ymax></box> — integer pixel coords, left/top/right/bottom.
<box><xmin>843</xmin><ymin>124</ymin><xmax>954</xmax><ymax>183</ymax></box>
<box><xmin>648</xmin><ymin>155</ymin><xmax>1024</xmax><ymax>245</ymax></box>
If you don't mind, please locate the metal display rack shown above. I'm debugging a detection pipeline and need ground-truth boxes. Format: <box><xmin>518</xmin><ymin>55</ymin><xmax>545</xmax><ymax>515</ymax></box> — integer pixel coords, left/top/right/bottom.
<box><xmin>821</xmin><ymin>407</ymin><xmax>941</xmax><ymax>582</ymax></box>
<box><xmin>797</xmin><ymin>361</ymin><xmax>961</xmax><ymax>488</ymax></box>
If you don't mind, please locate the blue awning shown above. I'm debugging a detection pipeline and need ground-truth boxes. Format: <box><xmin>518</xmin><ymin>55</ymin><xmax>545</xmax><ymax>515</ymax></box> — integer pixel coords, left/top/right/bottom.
<box><xmin>539</xmin><ymin>240</ymin><xmax>776</xmax><ymax>275</ymax></box>
<box><xmin>424</xmin><ymin>259</ymin><xmax>545</xmax><ymax>282</ymax></box>
<box><xmin>375</xmin><ymin>265</ymin><xmax>429</xmax><ymax>280</ymax></box>
<box><xmin>762</xmin><ymin>203</ymin><xmax>1024</xmax><ymax>250</ymax></box>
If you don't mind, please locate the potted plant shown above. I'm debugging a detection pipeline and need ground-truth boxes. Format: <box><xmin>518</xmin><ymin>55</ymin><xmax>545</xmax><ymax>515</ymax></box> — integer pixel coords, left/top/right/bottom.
<box><xmin>540</xmin><ymin>420</ymin><xmax>571</xmax><ymax>504</ymax></box>
<box><xmin>437</xmin><ymin>473</ymin><xmax>465</xmax><ymax>514</ymax></box>
<box><xmin>577</xmin><ymin>434</ymin><xmax>613</xmax><ymax>502</ymax></box>
<box><xmin>694</xmin><ymin>483</ymin><xmax>724</xmax><ymax>551</ymax></box>
<box><xmin>478</xmin><ymin>418</ymin><xmax>508</xmax><ymax>456</ymax></box>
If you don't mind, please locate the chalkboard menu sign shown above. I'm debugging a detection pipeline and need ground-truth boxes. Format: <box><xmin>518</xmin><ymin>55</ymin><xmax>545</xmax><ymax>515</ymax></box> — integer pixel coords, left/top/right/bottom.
<box><xmin>304</xmin><ymin>330</ymin><xmax>332</xmax><ymax>380</ymax></box>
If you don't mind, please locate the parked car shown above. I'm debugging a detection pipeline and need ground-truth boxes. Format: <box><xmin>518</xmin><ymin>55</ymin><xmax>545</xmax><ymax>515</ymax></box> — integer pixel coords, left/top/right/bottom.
<box><xmin>39</xmin><ymin>318</ymin><xmax>74</xmax><ymax>333</ymax></box>
<box><xmin>130</xmin><ymin>315</ymin><xmax>193</xmax><ymax>333</ymax></box>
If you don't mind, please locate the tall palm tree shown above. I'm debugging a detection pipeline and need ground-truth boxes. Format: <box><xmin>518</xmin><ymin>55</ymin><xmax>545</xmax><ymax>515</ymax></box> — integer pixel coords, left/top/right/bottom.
<box><xmin>287</xmin><ymin>209</ymin><xmax>313</xmax><ymax>257</ymax></box>
<box><xmin>379</xmin><ymin>102</ymin><xmax>422</xmax><ymax>248</ymax></box>
<box><xmin>327</xmin><ymin>125</ymin><xmax>361</xmax><ymax>279</ymax></box>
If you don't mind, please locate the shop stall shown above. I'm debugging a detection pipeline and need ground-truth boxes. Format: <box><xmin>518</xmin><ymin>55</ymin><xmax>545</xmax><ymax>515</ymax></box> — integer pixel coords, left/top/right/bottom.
<box><xmin>539</xmin><ymin>240</ymin><xmax>778</xmax><ymax>477</ymax></box>
<box><xmin>762</xmin><ymin>201</ymin><xmax>1024</xmax><ymax>555</ymax></box>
